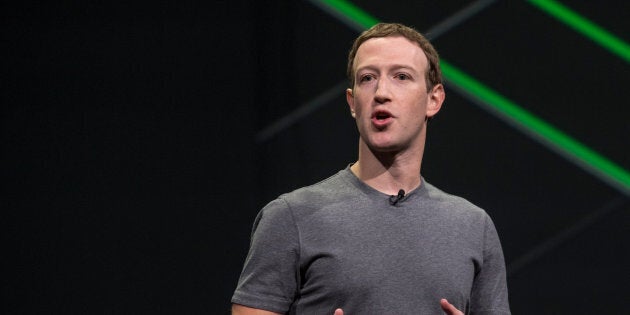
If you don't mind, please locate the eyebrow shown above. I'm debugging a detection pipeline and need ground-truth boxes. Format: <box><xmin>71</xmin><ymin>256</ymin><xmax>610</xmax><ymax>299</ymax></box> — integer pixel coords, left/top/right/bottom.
<box><xmin>356</xmin><ymin>64</ymin><xmax>420</xmax><ymax>74</ymax></box>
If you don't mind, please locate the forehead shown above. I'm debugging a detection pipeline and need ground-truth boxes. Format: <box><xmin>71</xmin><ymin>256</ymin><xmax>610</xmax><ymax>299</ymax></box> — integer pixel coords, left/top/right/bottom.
<box><xmin>353</xmin><ymin>36</ymin><xmax>428</xmax><ymax>72</ymax></box>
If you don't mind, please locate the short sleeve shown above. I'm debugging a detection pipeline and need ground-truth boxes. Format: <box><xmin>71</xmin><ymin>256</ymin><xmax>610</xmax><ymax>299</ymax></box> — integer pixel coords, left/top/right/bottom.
<box><xmin>231</xmin><ymin>198</ymin><xmax>300</xmax><ymax>313</ymax></box>
<box><xmin>470</xmin><ymin>214</ymin><xmax>511</xmax><ymax>315</ymax></box>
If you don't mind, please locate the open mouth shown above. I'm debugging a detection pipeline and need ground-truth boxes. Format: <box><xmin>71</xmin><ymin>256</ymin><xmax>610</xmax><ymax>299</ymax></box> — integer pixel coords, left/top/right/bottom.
<box><xmin>372</xmin><ymin>110</ymin><xmax>392</xmax><ymax>120</ymax></box>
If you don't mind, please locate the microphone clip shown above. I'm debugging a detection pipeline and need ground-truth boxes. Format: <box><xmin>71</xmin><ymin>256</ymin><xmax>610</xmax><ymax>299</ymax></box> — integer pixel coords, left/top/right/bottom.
<box><xmin>388</xmin><ymin>189</ymin><xmax>405</xmax><ymax>205</ymax></box>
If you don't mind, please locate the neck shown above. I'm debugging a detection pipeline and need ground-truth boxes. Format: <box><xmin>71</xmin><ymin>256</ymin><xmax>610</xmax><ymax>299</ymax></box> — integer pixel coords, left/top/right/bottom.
<box><xmin>350</xmin><ymin>139</ymin><xmax>425</xmax><ymax>196</ymax></box>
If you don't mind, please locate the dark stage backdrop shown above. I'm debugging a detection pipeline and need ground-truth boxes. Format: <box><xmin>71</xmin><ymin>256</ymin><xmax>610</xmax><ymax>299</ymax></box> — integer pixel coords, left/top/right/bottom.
<box><xmin>4</xmin><ymin>1</ymin><xmax>629</xmax><ymax>314</ymax></box>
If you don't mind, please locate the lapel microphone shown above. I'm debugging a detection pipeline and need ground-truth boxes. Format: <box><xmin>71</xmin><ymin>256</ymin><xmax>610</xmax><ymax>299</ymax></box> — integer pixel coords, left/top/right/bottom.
<box><xmin>388</xmin><ymin>189</ymin><xmax>405</xmax><ymax>205</ymax></box>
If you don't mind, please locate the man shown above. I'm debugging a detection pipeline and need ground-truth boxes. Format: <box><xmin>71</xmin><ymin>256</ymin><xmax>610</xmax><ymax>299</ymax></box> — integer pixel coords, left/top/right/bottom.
<box><xmin>232</xmin><ymin>23</ymin><xmax>510</xmax><ymax>314</ymax></box>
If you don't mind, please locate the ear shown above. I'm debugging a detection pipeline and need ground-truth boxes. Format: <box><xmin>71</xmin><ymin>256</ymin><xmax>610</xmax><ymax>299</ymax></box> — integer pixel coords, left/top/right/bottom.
<box><xmin>426</xmin><ymin>83</ymin><xmax>445</xmax><ymax>118</ymax></box>
<box><xmin>346</xmin><ymin>88</ymin><xmax>356</xmax><ymax>118</ymax></box>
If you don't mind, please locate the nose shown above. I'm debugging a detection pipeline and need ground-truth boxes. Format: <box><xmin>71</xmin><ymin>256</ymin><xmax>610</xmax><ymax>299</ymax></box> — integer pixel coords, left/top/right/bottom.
<box><xmin>374</xmin><ymin>78</ymin><xmax>391</xmax><ymax>104</ymax></box>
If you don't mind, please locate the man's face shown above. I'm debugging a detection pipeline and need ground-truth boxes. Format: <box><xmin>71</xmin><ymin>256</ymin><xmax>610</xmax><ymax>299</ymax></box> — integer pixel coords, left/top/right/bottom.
<box><xmin>346</xmin><ymin>36</ymin><xmax>444</xmax><ymax>153</ymax></box>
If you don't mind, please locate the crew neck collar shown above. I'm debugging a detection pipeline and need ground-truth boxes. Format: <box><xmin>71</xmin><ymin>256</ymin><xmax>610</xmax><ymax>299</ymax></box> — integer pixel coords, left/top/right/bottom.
<box><xmin>340</xmin><ymin>164</ymin><xmax>427</xmax><ymax>202</ymax></box>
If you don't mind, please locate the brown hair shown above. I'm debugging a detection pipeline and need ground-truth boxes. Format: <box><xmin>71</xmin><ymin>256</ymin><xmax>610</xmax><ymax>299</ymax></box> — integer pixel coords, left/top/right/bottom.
<box><xmin>347</xmin><ymin>23</ymin><xmax>442</xmax><ymax>91</ymax></box>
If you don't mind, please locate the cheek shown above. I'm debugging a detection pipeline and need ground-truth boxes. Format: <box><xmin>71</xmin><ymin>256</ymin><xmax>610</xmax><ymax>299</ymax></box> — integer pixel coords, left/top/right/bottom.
<box><xmin>352</xmin><ymin>97</ymin><xmax>370</xmax><ymax>117</ymax></box>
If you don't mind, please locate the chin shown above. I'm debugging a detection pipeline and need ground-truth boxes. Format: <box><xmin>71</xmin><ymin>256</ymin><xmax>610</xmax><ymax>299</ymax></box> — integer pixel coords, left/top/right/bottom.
<box><xmin>367</xmin><ymin>141</ymin><xmax>401</xmax><ymax>153</ymax></box>
<box><xmin>360</xmin><ymin>132</ymin><xmax>406</xmax><ymax>153</ymax></box>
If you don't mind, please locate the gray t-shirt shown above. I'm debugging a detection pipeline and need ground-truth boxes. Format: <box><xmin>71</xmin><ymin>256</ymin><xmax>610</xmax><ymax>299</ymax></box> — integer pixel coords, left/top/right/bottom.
<box><xmin>232</xmin><ymin>167</ymin><xmax>510</xmax><ymax>314</ymax></box>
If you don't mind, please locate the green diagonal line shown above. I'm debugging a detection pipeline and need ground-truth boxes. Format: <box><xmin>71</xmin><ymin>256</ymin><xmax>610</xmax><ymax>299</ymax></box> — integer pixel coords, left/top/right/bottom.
<box><xmin>528</xmin><ymin>0</ymin><xmax>630</xmax><ymax>64</ymax></box>
<box><xmin>318</xmin><ymin>0</ymin><xmax>379</xmax><ymax>29</ymax></box>
<box><xmin>316</xmin><ymin>0</ymin><xmax>630</xmax><ymax>194</ymax></box>
<box><xmin>442</xmin><ymin>61</ymin><xmax>630</xmax><ymax>193</ymax></box>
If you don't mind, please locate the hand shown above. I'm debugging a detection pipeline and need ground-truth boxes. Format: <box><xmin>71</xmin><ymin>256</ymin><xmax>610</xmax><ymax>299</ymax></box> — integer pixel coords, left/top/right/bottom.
<box><xmin>440</xmin><ymin>299</ymin><xmax>464</xmax><ymax>315</ymax></box>
<box><xmin>333</xmin><ymin>308</ymin><xmax>343</xmax><ymax>315</ymax></box>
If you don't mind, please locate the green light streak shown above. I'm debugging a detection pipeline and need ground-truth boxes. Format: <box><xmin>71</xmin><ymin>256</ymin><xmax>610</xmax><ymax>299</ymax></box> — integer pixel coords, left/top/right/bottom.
<box><xmin>318</xmin><ymin>0</ymin><xmax>379</xmax><ymax>30</ymax></box>
<box><xmin>441</xmin><ymin>61</ymin><xmax>630</xmax><ymax>193</ymax></box>
<box><xmin>316</xmin><ymin>0</ymin><xmax>630</xmax><ymax>194</ymax></box>
<box><xmin>528</xmin><ymin>0</ymin><xmax>630</xmax><ymax>64</ymax></box>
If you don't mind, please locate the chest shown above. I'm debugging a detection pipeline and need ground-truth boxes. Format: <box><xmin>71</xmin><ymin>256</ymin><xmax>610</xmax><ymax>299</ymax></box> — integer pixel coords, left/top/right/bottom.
<box><xmin>296</xmin><ymin>210</ymin><xmax>482</xmax><ymax>306</ymax></box>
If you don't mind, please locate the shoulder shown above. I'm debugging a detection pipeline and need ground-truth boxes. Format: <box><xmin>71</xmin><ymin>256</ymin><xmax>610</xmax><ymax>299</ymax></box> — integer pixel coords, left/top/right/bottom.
<box><xmin>421</xmin><ymin>181</ymin><xmax>502</xmax><ymax>252</ymax></box>
<box><xmin>422</xmin><ymin>180</ymin><xmax>491</xmax><ymax>224</ymax></box>
<box><xmin>258</xmin><ymin>169</ymin><xmax>354</xmax><ymax>219</ymax></box>
<box><xmin>278</xmin><ymin>169</ymin><xmax>354</xmax><ymax>208</ymax></box>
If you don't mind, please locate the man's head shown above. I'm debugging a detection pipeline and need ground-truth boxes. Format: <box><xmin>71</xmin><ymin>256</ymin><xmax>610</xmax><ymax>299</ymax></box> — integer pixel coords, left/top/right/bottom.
<box><xmin>347</xmin><ymin>23</ymin><xmax>442</xmax><ymax>92</ymax></box>
<box><xmin>345</xmin><ymin>23</ymin><xmax>445</xmax><ymax>154</ymax></box>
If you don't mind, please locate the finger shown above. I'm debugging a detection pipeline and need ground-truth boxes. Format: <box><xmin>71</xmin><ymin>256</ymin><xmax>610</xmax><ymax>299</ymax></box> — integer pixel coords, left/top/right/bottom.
<box><xmin>440</xmin><ymin>299</ymin><xmax>463</xmax><ymax>315</ymax></box>
<box><xmin>334</xmin><ymin>308</ymin><xmax>344</xmax><ymax>315</ymax></box>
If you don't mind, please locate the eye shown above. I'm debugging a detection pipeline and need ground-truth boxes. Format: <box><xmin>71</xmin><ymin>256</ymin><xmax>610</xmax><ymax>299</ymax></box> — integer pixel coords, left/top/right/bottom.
<box><xmin>359</xmin><ymin>74</ymin><xmax>375</xmax><ymax>83</ymax></box>
<box><xmin>395</xmin><ymin>73</ymin><xmax>411</xmax><ymax>80</ymax></box>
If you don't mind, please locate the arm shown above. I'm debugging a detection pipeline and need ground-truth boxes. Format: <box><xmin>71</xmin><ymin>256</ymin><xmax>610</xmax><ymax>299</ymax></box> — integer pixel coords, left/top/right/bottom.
<box><xmin>469</xmin><ymin>215</ymin><xmax>510</xmax><ymax>314</ymax></box>
<box><xmin>232</xmin><ymin>304</ymin><xmax>281</xmax><ymax>315</ymax></box>
<box><xmin>231</xmin><ymin>199</ymin><xmax>300</xmax><ymax>314</ymax></box>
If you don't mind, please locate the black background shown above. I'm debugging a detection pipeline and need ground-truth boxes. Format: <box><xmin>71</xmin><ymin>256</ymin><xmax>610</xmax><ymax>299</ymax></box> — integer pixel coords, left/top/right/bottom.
<box><xmin>4</xmin><ymin>1</ymin><xmax>629</xmax><ymax>314</ymax></box>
